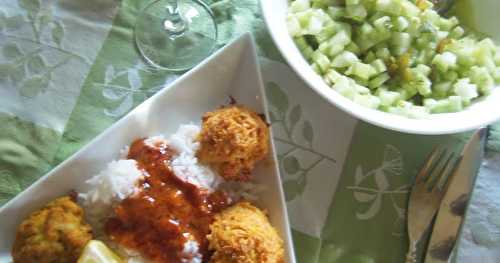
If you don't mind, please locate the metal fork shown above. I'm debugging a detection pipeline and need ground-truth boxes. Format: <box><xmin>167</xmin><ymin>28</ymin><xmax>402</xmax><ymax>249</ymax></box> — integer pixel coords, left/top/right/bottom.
<box><xmin>406</xmin><ymin>147</ymin><xmax>461</xmax><ymax>263</ymax></box>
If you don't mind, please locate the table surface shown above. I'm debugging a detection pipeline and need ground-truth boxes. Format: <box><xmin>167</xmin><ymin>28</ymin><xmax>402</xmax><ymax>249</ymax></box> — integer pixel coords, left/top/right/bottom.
<box><xmin>0</xmin><ymin>0</ymin><xmax>499</xmax><ymax>262</ymax></box>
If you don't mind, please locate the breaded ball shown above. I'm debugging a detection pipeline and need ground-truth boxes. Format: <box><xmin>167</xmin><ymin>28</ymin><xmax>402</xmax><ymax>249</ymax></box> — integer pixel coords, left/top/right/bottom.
<box><xmin>207</xmin><ymin>202</ymin><xmax>284</xmax><ymax>263</ymax></box>
<box><xmin>197</xmin><ymin>105</ymin><xmax>269</xmax><ymax>181</ymax></box>
<box><xmin>12</xmin><ymin>196</ymin><xmax>93</xmax><ymax>263</ymax></box>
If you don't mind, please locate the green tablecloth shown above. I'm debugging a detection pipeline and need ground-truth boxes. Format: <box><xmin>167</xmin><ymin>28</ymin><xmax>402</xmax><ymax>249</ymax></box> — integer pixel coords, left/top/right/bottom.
<box><xmin>1</xmin><ymin>0</ymin><xmax>499</xmax><ymax>262</ymax></box>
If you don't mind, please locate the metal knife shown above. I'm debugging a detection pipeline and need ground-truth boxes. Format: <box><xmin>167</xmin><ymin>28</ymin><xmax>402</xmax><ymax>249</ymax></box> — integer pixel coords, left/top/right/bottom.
<box><xmin>424</xmin><ymin>128</ymin><xmax>487</xmax><ymax>263</ymax></box>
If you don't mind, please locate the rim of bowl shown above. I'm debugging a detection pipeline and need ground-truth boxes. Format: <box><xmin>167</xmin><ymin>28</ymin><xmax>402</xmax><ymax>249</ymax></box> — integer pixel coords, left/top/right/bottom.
<box><xmin>260</xmin><ymin>0</ymin><xmax>500</xmax><ymax>135</ymax></box>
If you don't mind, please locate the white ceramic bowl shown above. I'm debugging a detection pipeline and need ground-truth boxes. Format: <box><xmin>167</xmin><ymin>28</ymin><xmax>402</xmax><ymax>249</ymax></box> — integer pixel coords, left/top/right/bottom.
<box><xmin>261</xmin><ymin>0</ymin><xmax>500</xmax><ymax>135</ymax></box>
<box><xmin>0</xmin><ymin>34</ymin><xmax>296</xmax><ymax>263</ymax></box>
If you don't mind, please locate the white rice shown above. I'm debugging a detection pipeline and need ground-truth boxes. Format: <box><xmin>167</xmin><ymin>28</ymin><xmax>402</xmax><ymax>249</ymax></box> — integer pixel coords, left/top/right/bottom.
<box><xmin>80</xmin><ymin>124</ymin><xmax>257</xmax><ymax>263</ymax></box>
<box><xmin>80</xmin><ymin>159</ymin><xmax>143</xmax><ymax>207</ymax></box>
<box><xmin>182</xmin><ymin>240</ymin><xmax>202</xmax><ymax>263</ymax></box>
<box><xmin>80</xmin><ymin>124</ymin><xmax>221</xmax><ymax>219</ymax></box>
<box><xmin>144</xmin><ymin>135</ymin><xmax>167</xmax><ymax>148</ymax></box>
<box><xmin>168</xmin><ymin>124</ymin><xmax>223</xmax><ymax>192</ymax></box>
<box><xmin>79</xmin><ymin>159</ymin><xmax>144</xmax><ymax>241</ymax></box>
<box><xmin>136</xmin><ymin>125</ymin><xmax>223</xmax><ymax>191</ymax></box>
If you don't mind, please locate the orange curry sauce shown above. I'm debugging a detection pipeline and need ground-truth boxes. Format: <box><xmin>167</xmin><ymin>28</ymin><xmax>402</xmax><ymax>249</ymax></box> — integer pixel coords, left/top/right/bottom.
<box><xmin>105</xmin><ymin>139</ymin><xmax>232</xmax><ymax>263</ymax></box>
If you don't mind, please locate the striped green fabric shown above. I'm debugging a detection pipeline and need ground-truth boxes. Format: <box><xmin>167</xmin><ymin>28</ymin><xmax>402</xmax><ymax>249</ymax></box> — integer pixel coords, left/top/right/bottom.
<box><xmin>1</xmin><ymin>0</ymin><xmax>500</xmax><ymax>262</ymax></box>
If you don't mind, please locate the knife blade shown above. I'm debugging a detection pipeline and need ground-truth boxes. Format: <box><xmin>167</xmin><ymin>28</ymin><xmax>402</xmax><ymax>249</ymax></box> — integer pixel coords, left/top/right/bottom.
<box><xmin>424</xmin><ymin>128</ymin><xmax>487</xmax><ymax>263</ymax></box>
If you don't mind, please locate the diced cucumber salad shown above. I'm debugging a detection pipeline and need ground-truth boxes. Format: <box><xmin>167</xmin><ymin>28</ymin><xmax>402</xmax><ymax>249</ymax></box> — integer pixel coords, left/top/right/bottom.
<box><xmin>287</xmin><ymin>0</ymin><xmax>500</xmax><ymax>118</ymax></box>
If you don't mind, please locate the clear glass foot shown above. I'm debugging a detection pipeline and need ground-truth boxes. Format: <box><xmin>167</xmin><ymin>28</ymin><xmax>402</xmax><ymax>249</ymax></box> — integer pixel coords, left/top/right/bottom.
<box><xmin>135</xmin><ymin>0</ymin><xmax>217</xmax><ymax>71</ymax></box>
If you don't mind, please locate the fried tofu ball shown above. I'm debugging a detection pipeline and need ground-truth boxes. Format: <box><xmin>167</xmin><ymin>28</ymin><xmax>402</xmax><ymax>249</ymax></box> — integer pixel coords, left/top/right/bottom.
<box><xmin>197</xmin><ymin>105</ymin><xmax>269</xmax><ymax>181</ymax></box>
<box><xmin>207</xmin><ymin>202</ymin><xmax>284</xmax><ymax>263</ymax></box>
<box><xmin>12</xmin><ymin>196</ymin><xmax>93</xmax><ymax>263</ymax></box>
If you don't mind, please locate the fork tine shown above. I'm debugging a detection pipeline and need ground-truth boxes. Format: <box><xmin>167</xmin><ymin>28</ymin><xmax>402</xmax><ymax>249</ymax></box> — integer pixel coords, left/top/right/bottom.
<box><xmin>406</xmin><ymin>144</ymin><xmax>462</xmax><ymax>263</ymax></box>
<box><xmin>424</xmin><ymin>148</ymin><xmax>448</xmax><ymax>185</ymax></box>
<box><xmin>437</xmin><ymin>154</ymin><xmax>462</xmax><ymax>191</ymax></box>
<box><xmin>427</xmin><ymin>151</ymin><xmax>453</xmax><ymax>188</ymax></box>
<box><xmin>416</xmin><ymin>147</ymin><xmax>442</xmax><ymax>183</ymax></box>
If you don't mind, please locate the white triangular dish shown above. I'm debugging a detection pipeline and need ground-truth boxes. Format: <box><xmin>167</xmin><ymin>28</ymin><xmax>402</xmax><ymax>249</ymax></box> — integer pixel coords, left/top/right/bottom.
<box><xmin>0</xmin><ymin>33</ymin><xmax>296</xmax><ymax>263</ymax></box>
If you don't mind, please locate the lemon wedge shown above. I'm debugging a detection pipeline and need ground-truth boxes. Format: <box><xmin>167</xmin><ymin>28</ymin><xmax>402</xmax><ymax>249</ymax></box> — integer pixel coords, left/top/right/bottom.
<box><xmin>78</xmin><ymin>240</ymin><xmax>123</xmax><ymax>263</ymax></box>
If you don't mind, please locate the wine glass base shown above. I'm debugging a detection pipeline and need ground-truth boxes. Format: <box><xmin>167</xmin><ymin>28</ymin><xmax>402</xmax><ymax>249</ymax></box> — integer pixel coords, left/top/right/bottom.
<box><xmin>135</xmin><ymin>0</ymin><xmax>218</xmax><ymax>71</ymax></box>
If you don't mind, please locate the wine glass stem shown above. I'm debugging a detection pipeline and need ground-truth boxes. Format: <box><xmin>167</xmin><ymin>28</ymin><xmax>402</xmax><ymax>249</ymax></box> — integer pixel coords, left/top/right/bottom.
<box><xmin>164</xmin><ymin>0</ymin><xmax>187</xmax><ymax>36</ymax></box>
